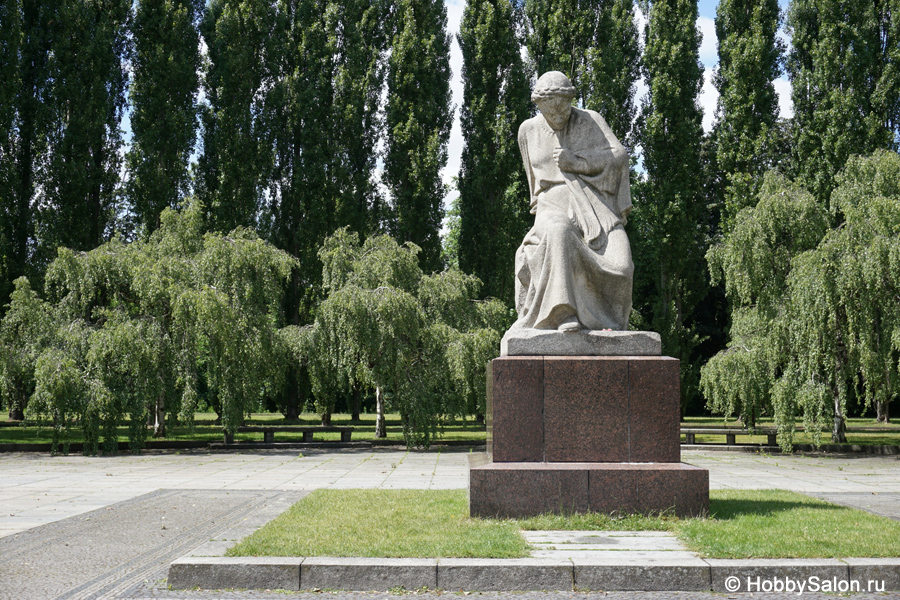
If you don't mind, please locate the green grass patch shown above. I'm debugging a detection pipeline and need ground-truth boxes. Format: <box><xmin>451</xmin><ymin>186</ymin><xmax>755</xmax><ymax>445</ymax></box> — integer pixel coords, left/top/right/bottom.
<box><xmin>227</xmin><ymin>489</ymin><xmax>900</xmax><ymax>559</ymax></box>
<box><xmin>226</xmin><ymin>489</ymin><xmax>530</xmax><ymax>558</ymax></box>
<box><xmin>679</xmin><ymin>489</ymin><xmax>900</xmax><ymax>558</ymax></box>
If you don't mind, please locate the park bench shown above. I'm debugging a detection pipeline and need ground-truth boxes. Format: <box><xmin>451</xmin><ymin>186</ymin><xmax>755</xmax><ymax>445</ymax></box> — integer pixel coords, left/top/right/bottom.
<box><xmin>681</xmin><ymin>427</ymin><xmax>778</xmax><ymax>446</ymax></box>
<box><xmin>223</xmin><ymin>425</ymin><xmax>354</xmax><ymax>444</ymax></box>
<box><xmin>682</xmin><ymin>425</ymin><xmax>899</xmax><ymax>446</ymax></box>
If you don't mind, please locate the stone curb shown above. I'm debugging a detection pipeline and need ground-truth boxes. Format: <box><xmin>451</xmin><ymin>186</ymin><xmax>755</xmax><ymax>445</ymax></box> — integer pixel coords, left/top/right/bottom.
<box><xmin>168</xmin><ymin>555</ymin><xmax>900</xmax><ymax>592</ymax></box>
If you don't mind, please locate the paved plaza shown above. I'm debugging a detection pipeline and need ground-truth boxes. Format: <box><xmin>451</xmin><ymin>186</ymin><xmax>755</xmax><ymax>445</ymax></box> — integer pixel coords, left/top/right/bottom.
<box><xmin>1</xmin><ymin>447</ymin><xmax>900</xmax><ymax>599</ymax></box>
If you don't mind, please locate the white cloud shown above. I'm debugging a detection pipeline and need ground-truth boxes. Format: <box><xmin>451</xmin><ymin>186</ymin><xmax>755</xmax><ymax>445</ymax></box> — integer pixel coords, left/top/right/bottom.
<box><xmin>773</xmin><ymin>76</ymin><xmax>793</xmax><ymax>119</ymax></box>
<box><xmin>700</xmin><ymin>67</ymin><xmax>718</xmax><ymax>133</ymax></box>
<box><xmin>697</xmin><ymin>16</ymin><xmax>717</xmax><ymax>68</ymax></box>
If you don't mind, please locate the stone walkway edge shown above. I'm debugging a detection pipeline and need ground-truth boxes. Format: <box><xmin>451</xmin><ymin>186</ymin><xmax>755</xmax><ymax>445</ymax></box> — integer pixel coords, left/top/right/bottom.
<box><xmin>168</xmin><ymin>554</ymin><xmax>900</xmax><ymax>592</ymax></box>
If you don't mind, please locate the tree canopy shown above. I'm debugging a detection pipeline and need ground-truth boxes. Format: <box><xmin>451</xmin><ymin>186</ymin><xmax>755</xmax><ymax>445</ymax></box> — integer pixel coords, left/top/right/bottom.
<box><xmin>286</xmin><ymin>228</ymin><xmax>507</xmax><ymax>447</ymax></box>
<box><xmin>1</xmin><ymin>203</ymin><xmax>297</xmax><ymax>453</ymax></box>
<box><xmin>703</xmin><ymin>152</ymin><xmax>900</xmax><ymax>447</ymax></box>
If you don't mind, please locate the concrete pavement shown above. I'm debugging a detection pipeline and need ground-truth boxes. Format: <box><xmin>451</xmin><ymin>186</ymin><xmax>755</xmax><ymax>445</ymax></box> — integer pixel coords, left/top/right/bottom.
<box><xmin>3</xmin><ymin>448</ymin><xmax>900</xmax><ymax>538</ymax></box>
<box><xmin>2</xmin><ymin>447</ymin><xmax>900</xmax><ymax>599</ymax></box>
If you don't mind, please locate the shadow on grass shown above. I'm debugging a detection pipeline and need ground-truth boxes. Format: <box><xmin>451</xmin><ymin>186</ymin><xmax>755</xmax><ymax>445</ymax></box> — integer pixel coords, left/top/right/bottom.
<box><xmin>708</xmin><ymin>495</ymin><xmax>842</xmax><ymax>520</ymax></box>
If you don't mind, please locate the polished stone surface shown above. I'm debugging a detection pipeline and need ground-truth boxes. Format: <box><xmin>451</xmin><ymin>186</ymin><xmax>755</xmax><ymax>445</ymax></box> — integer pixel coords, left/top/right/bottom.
<box><xmin>488</xmin><ymin>356</ymin><xmax>681</xmax><ymax>463</ymax></box>
<box><xmin>488</xmin><ymin>357</ymin><xmax>544</xmax><ymax>462</ymax></box>
<box><xmin>469</xmin><ymin>459</ymin><xmax>709</xmax><ymax>518</ymax></box>
<box><xmin>543</xmin><ymin>357</ymin><xmax>631</xmax><ymax>462</ymax></box>
<box><xmin>501</xmin><ymin>329</ymin><xmax>661</xmax><ymax>356</ymax></box>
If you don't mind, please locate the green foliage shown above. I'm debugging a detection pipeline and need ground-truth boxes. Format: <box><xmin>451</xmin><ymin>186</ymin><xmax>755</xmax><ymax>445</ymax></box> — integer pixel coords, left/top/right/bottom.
<box><xmin>0</xmin><ymin>0</ymin><xmax>57</xmax><ymax>321</ymax></box>
<box><xmin>1</xmin><ymin>203</ymin><xmax>298</xmax><ymax>453</ymax></box>
<box><xmin>703</xmin><ymin>153</ymin><xmax>900</xmax><ymax>447</ymax></box>
<box><xmin>712</xmin><ymin>0</ymin><xmax>785</xmax><ymax>232</ymax></box>
<box><xmin>39</xmin><ymin>0</ymin><xmax>130</xmax><ymax>258</ymax></box>
<box><xmin>787</xmin><ymin>0</ymin><xmax>900</xmax><ymax>203</ymax></box>
<box><xmin>522</xmin><ymin>0</ymin><xmax>641</xmax><ymax>146</ymax></box>
<box><xmin>297</xmin><ymin>229</ymin><xmax>505</xmax><ymax>447</ymax></box>
<box><xmin>632</xmin><ymin>0</ymin><xmax>708</xmax><ymax>412</ymax></box>
<box><xmin>703</xmin><ymin>171</ymin><xmax>829</xmax><ymax>437</ymax></box>
<box><xmin>383</xmin><ymin>0</ymin><xmax>453</xmax><ymax>273</ymax></box>
<box><xmin>197</xmin><ymin>0</ymin><xmax>276</xmax><ymax>232</ymax></box>
<box><xmin>128</xmin><ymin>0</ymin><xmax>202</xmax><ymax>233</ymax></box>
<box><xmin>456</xmin><ymin>0</ymin><xmax>531</xmax><ymax>304</ymax></box>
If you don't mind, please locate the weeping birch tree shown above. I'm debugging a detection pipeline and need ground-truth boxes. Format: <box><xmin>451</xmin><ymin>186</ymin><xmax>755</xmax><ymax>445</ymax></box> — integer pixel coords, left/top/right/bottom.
<box><xmin>288</xmin><ymin>228</ymin><xmax>506</xmax><ymax>447</ymax></box>
<box><xmin>703</xmin><ymin>152</ymin><xmax>900</xmax><ymax>447</ymax></box>
<box><xmin>1</xmin><ymin>203</ymin><xmax>297</xmax><ymax>453</ymax></box>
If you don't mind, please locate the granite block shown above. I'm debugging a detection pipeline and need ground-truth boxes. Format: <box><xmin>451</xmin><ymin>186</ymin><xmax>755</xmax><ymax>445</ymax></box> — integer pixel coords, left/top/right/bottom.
<box><xmin>501</xmin><ymin>329</ymin><xmax>662</xmax><ymax>356</ymax></box>
<box><xmin>470</xmin><ymin>462</ymin><xmax>708</xmax><ymax>518</ymax></box>
<box><xmin>844</xmin><ymin>558</ymin><xmax>900</xmax><ymax>591</ymax></box>
<box><xmin>574</xmin><ymin>562</ymin><xmax>711</xmax><ymax>591</ymax></box>
<box><xmin>543</xmin><ymin>358</ymin><xmax>630</xmax><ymax>462</ymax></box>
<box><xmin>168</xmin><ymin>557</ymin><xmax>302</xmax><ymax>591</ymax></box>
<box><xmin>301</xmin><ymin>557</ymin><xmax>437</xmax><ymax>591</ymax></box>
<box><xmin>629</xmin><ymin>463</ymin><xmax>709</xmax><ymax>517</ymax></box>
<box><xmin>489</xmin><ymin>357</ymin><xmax>544</xmax><ymax>462</ymax></box>
<box><xmin>489</xmin><ymin>356</ymin><xmax>682</xmax><ymax>464</ymax></box>
<box><xmin>437</xmin><ymin>558</ymin><xmax>573</xmax><ymax>591</ymax></box>
<box><xmin>469</xmin><ymin>463</ymin><xmax>589</xmax><ymax>518</ymax></box>
<box><xmin>586</xmin><ymin>465</ymin><xmax>638</xmax><ymax>513</ymax></box>
<box><xmin>707</xmin><ymin>559</ymin><xmax>850</xmax><ymax>593</ymax></box>
<box><xmin>627</xmin><ymin>357</ymin><xmax>681</xmax><ymax>462</ymax></box>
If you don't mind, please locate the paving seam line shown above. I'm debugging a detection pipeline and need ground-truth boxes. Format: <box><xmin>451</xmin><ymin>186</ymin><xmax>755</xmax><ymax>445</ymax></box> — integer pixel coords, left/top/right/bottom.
<box><xmin>55</xmin><ymin>491</ymin><xmax>290</xmax><ymax>600</ymax></box>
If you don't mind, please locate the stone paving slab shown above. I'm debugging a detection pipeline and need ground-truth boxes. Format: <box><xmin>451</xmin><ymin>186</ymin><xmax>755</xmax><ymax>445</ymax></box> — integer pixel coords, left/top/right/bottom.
<box><xmin>0</xmin><ymin>489</ymin><xmax>306</xmax><ymax>600</ymax></box>
<box><xmin>2</xmin><ymin>448</ymin><xmax>900</xmax><ymax>598</ymax></box>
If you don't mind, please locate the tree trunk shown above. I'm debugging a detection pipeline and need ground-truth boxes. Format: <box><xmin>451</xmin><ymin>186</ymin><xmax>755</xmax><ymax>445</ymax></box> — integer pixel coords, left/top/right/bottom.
<box><xmin>375</xmin><ymin>386</ymin><xmax>386</xmax><ymax>438</ymax></box>
<box><xmin>831</xmin><ymin>326</ymin><xmax>848</xmax><ymax>444</ymax></box>
<box><xmin>351</xmin><ymin>385</ymin><xmax>361</xmax><ymax>422</ymax></box>
<box><xmin>876</xmin><ymin>400</ymin><xmax>890</xmax><ymax>424</ymax></box>
<box><xmin>152</xmin><ymin>394</ymin><xmax>166</xmax><ymax>438</ymax></box>
<box><xmin>8</xmin><ymin>403</ymin><xmax>25</xmax><ymax>421</ymax></box>
<box><xmin>283</xmin><ymin>367</ymin><xmax>300</xmax><ymax>422</ymax></box>
<box><xmin>320</xmin><ymin>411</ymin><xmax>331</xmax><ymax>426</ymax></box>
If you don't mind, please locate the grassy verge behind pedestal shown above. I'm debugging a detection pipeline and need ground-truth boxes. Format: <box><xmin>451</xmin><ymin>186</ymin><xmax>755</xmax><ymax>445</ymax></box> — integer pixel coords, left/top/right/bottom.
<box><xmin>226</xmin><ymin>489</ymin><xmax>900</xmax><ymax>559</ymax></box>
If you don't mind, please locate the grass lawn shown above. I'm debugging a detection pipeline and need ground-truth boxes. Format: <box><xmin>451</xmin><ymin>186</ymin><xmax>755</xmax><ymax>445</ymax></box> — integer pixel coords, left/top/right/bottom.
<box><xmin>226</xmin><ymin>489</ymin><xmax>530</xmax><ymax>558</ymax></box>
<box><xmin>227</xmin><ymin>488</ymin><xmax>900</xmax><ymax>559</ymax></box>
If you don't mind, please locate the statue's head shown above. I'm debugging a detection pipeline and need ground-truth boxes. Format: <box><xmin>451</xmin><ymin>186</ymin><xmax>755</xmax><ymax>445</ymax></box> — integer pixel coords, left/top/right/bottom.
<box><xmin>532</xmin><ymin>71</ymin><xmax>576</xmax><ymax>130</ymax></box>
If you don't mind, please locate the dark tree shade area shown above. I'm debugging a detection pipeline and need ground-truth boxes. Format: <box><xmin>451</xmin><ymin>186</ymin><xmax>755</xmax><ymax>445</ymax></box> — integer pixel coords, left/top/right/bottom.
<box><xmin>1</xmin><ymin>0</ymin><xmax>899</xmax><ymax>439</ymax></box>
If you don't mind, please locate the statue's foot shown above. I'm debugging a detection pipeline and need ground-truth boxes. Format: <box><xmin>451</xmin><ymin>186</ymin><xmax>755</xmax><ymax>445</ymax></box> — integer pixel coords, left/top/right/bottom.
<box><xmin>558</xmin><ymin>315</ymin><xmax>581</xmax><ymax>333</ymax></box>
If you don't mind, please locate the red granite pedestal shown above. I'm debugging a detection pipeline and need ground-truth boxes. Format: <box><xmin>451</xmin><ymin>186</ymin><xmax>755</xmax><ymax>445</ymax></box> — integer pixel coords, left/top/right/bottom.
<box><xmin>469</xmin><ymin>356</ymin><xmax>709</xmax><ymax>518</ymax></box>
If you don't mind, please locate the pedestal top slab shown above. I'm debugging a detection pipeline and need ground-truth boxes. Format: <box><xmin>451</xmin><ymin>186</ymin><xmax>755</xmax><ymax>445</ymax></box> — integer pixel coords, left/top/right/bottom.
<box><xmin>500</xmin><ymin>329</ymin><xmax>661</xmax><ymax>356</ymax></box>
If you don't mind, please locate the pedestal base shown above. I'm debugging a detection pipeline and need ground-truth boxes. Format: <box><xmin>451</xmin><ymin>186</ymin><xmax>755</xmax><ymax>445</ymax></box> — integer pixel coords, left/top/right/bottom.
<box><xmin>469</xmin><ymin>456</ymin><xmax>709</xmax><ymax>519</ymax></box>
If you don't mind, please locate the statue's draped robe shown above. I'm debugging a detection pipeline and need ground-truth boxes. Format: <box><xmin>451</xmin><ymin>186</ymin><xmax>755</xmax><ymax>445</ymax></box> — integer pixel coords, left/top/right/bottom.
<box><xmin>514</xmin><ymin>107</ymin><xmax>634</xmax><ymax>331</ymax></box>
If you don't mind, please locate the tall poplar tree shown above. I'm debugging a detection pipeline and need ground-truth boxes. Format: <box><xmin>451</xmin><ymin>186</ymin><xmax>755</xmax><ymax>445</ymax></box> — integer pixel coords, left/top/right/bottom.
<box><xmin>0</xmin><ymin>0</ymin><xmax>23</xmax><ymax>311</ymax></box>
<box><xmin>787</xmin><ymin>0</ymin><xmax>900</xmax><ymax>204</ymax></box>
<box><xmin>0</xmin><ymin>0</ymin><xmax>56</xmax><ymax>313</ymax></box>
<box><xmin>712</xmin><ymin>0</ymin><xmax>784</xmax><ymax>232</ymax></box>
<box><xmin>40</xmin><ymin>0</ymin><xmax>130</xmax><ymax>257</ymax></box>
<box><xmin>127</xmin><ymin>0</ymin><xmax>202</xmax><ymax>233</ymax></box>
<box><xmin>523</xmin><ymin>0</ymin><xmax>641</xmax><ymax>146</ymax></box>
<box><xmin>327</xmin><ymin>0</ymin><xmax>388</xmax><ymax>237</ymax></box>
<box><xmin>633</xmin><ymin>0</ymin><xmax>707</xmax><ymax>411</ymax></box>
<box><xmin>456</xmin><ymin>0</ymin><xmax>531</xmax><ymax>304</ymax></box>
<box><xmin>198</xmin><ymin>0</ymin><xmax>276</xmax><ymax>232</ymax></box>
<box><xmin>383</xmin><ymin>0</ymin><xmax>453</xmax><ymax>273</ymax></box>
